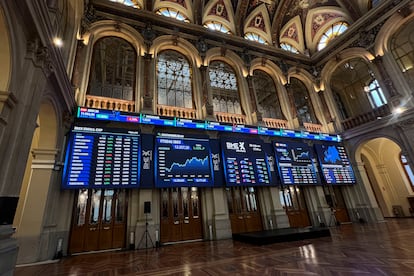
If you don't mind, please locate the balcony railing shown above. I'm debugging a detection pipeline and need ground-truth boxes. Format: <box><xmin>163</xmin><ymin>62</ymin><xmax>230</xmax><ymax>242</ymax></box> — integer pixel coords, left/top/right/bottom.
<box><xmin>341</xmin><ymin>104</ymin><xmax>391</xmax><ymax>130</ymax></box>
<box><xmin>214</xmin><ymin>112</ymin><xmax>246</xmax><ymax>124</ymax></box>
<box><xmin>157</xmin><ymin>105</ymin><xmax>197</xmax><ymax>119</ymax></box>
<box><xmin>85</xmin><ymin>95</ymin><xmax>136</xmax><ymax>112</ymax></box>
<box><xmin>303</xmin><ymin>122</ymin><xmax>323</xmax><ymax>133</ymax></box>
<box><xmin>262</xmin><ymin>118</ymin><xmax>289</xmax><ymax>129</ymax></box>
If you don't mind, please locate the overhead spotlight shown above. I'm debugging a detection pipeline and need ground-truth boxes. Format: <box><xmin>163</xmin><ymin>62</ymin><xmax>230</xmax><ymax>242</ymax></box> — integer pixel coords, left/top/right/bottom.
<box><xmin>393</xmin><ymin>107</ymin><xmax>405</xmax><ymax>115</ymax></box>
<box><xmin>53</xmin><ymin>37</ymin><xmax>63</xmax><ymax>47</ymax></box>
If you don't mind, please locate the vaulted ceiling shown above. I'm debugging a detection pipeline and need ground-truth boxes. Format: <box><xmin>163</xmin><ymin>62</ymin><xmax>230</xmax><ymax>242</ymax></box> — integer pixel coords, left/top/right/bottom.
<box><xmin>106</xmin><ymin>0</ymin><xmax>376</xmax><ymax>55</ymax></box>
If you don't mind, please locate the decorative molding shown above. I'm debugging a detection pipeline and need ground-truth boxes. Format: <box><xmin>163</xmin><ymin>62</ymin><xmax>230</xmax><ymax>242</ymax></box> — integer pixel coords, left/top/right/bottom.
<box><xmin>0</xmin><ymin>90</ymin><xmax>18</xmax><ymax>109</ymax></box>
<box><xmin>31</xmin><ymin>148</ymin><xmax>59</xmax><ymax>159</ymax></box>
<box><xmin>26</xmin><ymin>39</ymin><xmax>54</xmax><ymax>76</ymax></box>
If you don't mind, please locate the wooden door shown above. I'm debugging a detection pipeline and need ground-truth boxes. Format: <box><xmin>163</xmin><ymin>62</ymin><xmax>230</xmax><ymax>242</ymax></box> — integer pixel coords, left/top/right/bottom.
<box><xmin>226</xmin><ymin>187</ymin><xmax>263</xmax><ymax>234</ymax></box>
<box><xmin>280</xmin><ymin>186</ymin><xmax>311</xmax><ymax>228</ymax></box>
<box><xmin>160</xmin><ymin>187</ymin><xmax>203</xmax><ymax>243</ymax></box>
<box><xmin>69</xmin><ymin>189</ymin><xmax>127</xmax><ymax>254</ymax></box>
<box><xmin>326</xmin><ymin>186</ymin><xmax>350</xmax><ymax>224</ymax></box>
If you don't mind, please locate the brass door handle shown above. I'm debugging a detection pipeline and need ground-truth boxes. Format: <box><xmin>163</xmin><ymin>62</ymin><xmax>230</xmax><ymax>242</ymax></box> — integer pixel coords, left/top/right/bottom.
<box><xmin>89</xmin><ymin>227</ymin><xmax>97</xmax><ymax>231</ymax></box>
<box><xmin>103</xmin><ymin>226</ymin><xmax>110</xmax><ymax>230</ymax></box>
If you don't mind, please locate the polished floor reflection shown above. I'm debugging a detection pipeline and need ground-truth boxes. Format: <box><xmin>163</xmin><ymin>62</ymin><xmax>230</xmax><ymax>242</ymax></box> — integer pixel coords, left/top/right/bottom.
<box><xmin>15</xmin><ymin>219</ymin><xmax>414</xmax><ymax>275</ymax></box>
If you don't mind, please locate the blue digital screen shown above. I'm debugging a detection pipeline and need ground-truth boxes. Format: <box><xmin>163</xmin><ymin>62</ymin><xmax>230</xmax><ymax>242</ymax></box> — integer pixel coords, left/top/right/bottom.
<box><xmin>62</xmin><ymin>126</ymin><xmax>141</xmax><ymax>189</ymax></box>
<box><xmin>76</xmin><ymin>107</ymin><xmax>342</xmax><ymax>142</ymax></box>
<box><xmin>273</xmin><ymin>142</ymin><xmax>319</xmax><ymax>185</ymax></box>
<box><xmin>221</xmin><ymin>138</ymin><xmax>272</xmax><ymax>186</ymax></box>
<box><xmin>314</xmin><ymin>144</ymin><xmax>356</xmax><ymax>184</ymax></box>
<box><xmin>155</xmin><ymin>134</ymin><xmax>213</xmax><ymax>187</ymax></box>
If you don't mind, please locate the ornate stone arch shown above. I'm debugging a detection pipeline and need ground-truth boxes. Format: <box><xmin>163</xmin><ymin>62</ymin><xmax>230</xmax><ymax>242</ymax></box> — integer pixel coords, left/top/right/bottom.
<box><xmin>321</xmin><ymin>48</ymin><xmax>375</xmax><ymax>91</ymax></box>
<box><xmin>203</xmin><ymin>0</ymin><xmax>236</xmax><ymax>34</ymax></box>
<box><xmin>243</xmin><ymin>3</ymin><xmax>272</xmax><ymax>45</ymax></box>
<box><xmin>374</xmin><ymin>1</ymin><xmax>414</xmax><ymax>57</ymax></box>
<box><xmin>78</xmin><ymin>20</ymin><xmax>145</xmax><ymax>106</ymax></box>
<box><xmin>150</xmin><ymin>36</ymin><xmax>203</xmax><ymax>116</ymax></box>
<box><xmin>204</xmin><ymin>47</ymin><xmax>252</xmax><ymax>121</ymax></box>
<box><xmin>0</xmin><ymin>5</ymin><xmax>11</xmax><ymax>94</ymax></box>
<box><xmin>153</xmin><ymin>0</ymin><xmax>193</xmax><ymax>22</ymax></box>
<box><xmin>305</xmin><ymin>7</ymin><xmax>352</xmax><ymax>54</ymax></box>
<box><xmin>249</xmin><ymin>59</ymin><xmax>291</xmax><ymax>123</ymax></box>
<box><xmin>249</xmin><ymin>58</ymin><xmax>286</xmax><ymax>85</ymax></box>
<box><xmin>150</xmin><ymin>35</ymin><xmax>202</xmax><ymax>67</ymax></box>
<box><xmin>280</xmin><ymin>15</ymin><xmax>305</xmax><ymax>54</ymax></box>
<box><xmin>287</xmin><ymin>68</ymin><xmax>324</xmax><ymax>126</ymax></box>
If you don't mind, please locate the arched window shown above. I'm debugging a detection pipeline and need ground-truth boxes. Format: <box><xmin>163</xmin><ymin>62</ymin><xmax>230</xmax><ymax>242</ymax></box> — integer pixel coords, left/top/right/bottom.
<box><xmin>317</xmin><ymin>22</ymin><xmax>348</xmax><ymax>51</ymax></box>
<box><xmin>209</xmin><ymin>61</ymin><xmax>241</xmax><ymax>114</ymax></box>
<box><xmin>287</xmin><ymin>78</ymin><xmax>317</xmax><ymax>124</ymax></box>
<box><xmin>88</xmin><ymin>37</ymin><xmax>136</xmax><ymax>101</ymax></box>
<box><xmin>252</xmin><ymin>70</ymin><xmax>283</xmax><ymax>119</ymax></box>
<box><xmin>157</xmin><ymin>50</ymin><xmax>193</xmax><ymax>108</ymax></box>
<box><xmin>204</xmin><ymin>21</ymin><xmax>231</xmax><ymax>34</ymax></box>
<box><xmin>365</xmin><ymin>79</ymin><xmax>387</xmax><ymax>108</ymax></box>
<box><xmin>400</xmin><ymin>154</ymin><xmax>414</xmax><ymax>191</ymax></box>
<box><xmin>390</xmin><ymin>19</ymin><xmax>414</xmax><ymax>89</ymax></box>
<box><xmin>109</xmin><ymin>0</ymin><xmax>141</xmax><ymax>9</ymax></box>
<box><xmin>245</xmin><ymin>32</ymin><xmax>267</xmax><ymax>45</ymax></box>
<box><xmin>156</xmin><ymin>7</ymin><xmax>189</xmax><ymax>22</ymax></box>
<box><xmin>280</xmin><ymin>43</ymin><xmax>299</xmax><ymax>54</ymax></box>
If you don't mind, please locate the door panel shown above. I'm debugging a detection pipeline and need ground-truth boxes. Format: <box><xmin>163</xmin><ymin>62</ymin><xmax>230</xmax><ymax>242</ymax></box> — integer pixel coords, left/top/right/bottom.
<box><xmin>69</xmin><ymin>189</ymin><xmax>88</xmax><ymax>253</ymax></box>
<box><xmin>281</xmin><ymin>186</ymin><xmax>311</xmax><ymax>228</ymax></box>
<box><xmin>160</xmin><ymin>187</ymin><xmax>203</xmax><ymax>243</ymax></box>
<box><xmin>330</xmin><ymin>186</ymin><xmax>350</xmax><ymax>223</ymax></box>
<box><xmin>84</xmin><ymin>190</ymin><xmax>101</xmax><ymax>251</ymax></box>
<box><xmin>227</xmin><ymin>187</ymin><xmax>263</xmax><ymax>234</ymax></box>
<box><xmin>98</xmin><ymin>190</ymin><xmax>114</xmax><ymax>250</ymax></box>
<box><xmin>69</xmin><ymin>189</ymin><xmax>127</xmax><ymax>254</ymax></box>
<box><xmin>112</xmin><ymin>190</ymin><xmax>127</xmax><ymax>248</ymax></box>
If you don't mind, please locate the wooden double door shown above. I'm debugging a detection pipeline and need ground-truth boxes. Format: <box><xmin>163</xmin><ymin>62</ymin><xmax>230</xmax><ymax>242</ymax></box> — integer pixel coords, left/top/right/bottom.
<box><xmin>226</xmin><ymin>187</ymin><xmax>263</xmax><ymax>234</ymax></box>
<box><xmin>160</xmin><ymin>187</ymin><xmax>203</xmax><ymax>243</ymax></box>
<box><xmin>280</xmin><ymin>186</ymin><xmax>311</xmax><ymax>228</ymax></box>
<box><xmin>324</xmin><ymin>186</ymin><xmax>350</xmax><ymax>224</ymax></box>
<box><xmin>69</xmin><ymin>189</ymin><xmax>127</xmax><ymax>254</ymax></box>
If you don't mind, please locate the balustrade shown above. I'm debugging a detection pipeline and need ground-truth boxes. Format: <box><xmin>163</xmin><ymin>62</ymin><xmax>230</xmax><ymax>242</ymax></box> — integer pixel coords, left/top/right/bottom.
<box><xmin>262</xmin><ymin>118</ymin><xmax>289</xmax><ymax>129</ymax></box>
<box><xmin>157</xmin><ymin>105</ymin><xmax>197</xmax><ymax>119</ymax></box>
<box><xmin>85</xmin><ymin>95</ymin><xmax>135</xmax><ymax>112</ymax></box>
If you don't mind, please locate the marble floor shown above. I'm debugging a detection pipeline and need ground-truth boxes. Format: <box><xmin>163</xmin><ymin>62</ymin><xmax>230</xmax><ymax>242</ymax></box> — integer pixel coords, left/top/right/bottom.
<box><xmin>15</xmin><ymin>219</ymin><xmax>414</xmax><ymax>275</ymax></box>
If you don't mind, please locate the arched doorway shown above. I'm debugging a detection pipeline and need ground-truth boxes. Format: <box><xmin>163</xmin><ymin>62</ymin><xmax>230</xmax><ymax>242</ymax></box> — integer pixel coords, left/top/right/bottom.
<box><xmin>13</xmin><ymin>102</ymin><xmax>59</xmax><ymax>263</ymax></box>
<box><xmin>356</xmin><ymin>137</ymin><xmax>413</xmax><ymax>217</ymax></box>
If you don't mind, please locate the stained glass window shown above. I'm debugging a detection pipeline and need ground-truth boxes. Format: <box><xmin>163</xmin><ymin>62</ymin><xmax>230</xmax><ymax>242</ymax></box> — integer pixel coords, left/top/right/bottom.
<box><xmin>156</xmin><ymin>7</ymin><xmax>189</xmax><ymax>22</ymax></box>
<box><xmin>280</xmin><ymin>43</ymin><xmax>300</xmax><ymax>54</ymax></box>
<box><xmin>288</xmin><ymin>78</ymin><xmax>317</xmax><ymax>124</ymax></box>
<box><xmin>245</xmin><ymin>32</ymin><xmax>268</xmax><ymax>44</ymax></box>
<box><xmin>88</xmin><ymin>37</ymin><xmax>136</xmax><ymax>100</ymax></box>
<box><xmin>109</xmin><ymin>0</ymin><xmax>141</xmax><ymax>9</ymax></box>
<box><xmin>157</xmin><ymin>50</ymin><xmax>193</xmax><ymax>108</ymax></box>
<box><xmin>252</xmin><ymin>70</ymin><xmax>283</xmax><ymax>119</ymax></box>
<box><xmin>209</xmin><ymin>61</ymin><xmax>241</xmax><ymax>114</ymax></box>
<box><xmin>204</xmin><ymin>21</ymin><xmax>231</xmax><ymax>34</ymax></box>
<box><xmin>317</xmin><ymin>22</ymin><xmax>348</xmax><ymax>51</ymax></box>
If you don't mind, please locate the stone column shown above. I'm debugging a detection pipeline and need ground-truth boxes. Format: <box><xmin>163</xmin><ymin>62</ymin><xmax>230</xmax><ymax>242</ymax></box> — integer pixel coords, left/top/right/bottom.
<box><xmin>268</xmin><ymin>187</ymin><xmax>290</xmax><ymax>228</ymax></box>
<box><xmin>211</xmin><ymin>188</ymin><xmax>232</xmax><ymax>239</ymax></box>
<box><xmin>14</xmin><ymin>148</ymin><xmax>58</xmax><ymax>264</ymax></box>
<box><xmin>246</xmin><ymin>75</ymin><xmax>263</xmax><ymax>124</ymax></box>
<box><xmin>142</xmin><ymin>53</ymin><xmax>154</xmax><ymax>113</ymax></box>
<box><xmin>199</xmin><ymin>65</ymin><xmax>215</xmax><ymax>120</ymax></box>
<box><xmin>0</xmin><ymin>39</ymin><xmax>51</xmax><ymax>274</ymax></box>
<box><xmin>372</xmin><ymin>56</ymin><xmax>399</xmax><ymax>99</ymax></box>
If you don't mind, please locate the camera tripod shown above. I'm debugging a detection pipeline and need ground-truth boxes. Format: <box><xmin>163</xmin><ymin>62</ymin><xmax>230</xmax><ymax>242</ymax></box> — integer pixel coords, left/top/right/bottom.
<box><xmin>138</xmin><ymin>213</ymin><xmax>154</xmax><ymax>249</ymax></box>
<box><xmin>329</xmin><ymin>208</ymin><xmax>340</xmax><ymax>227</ymax></box>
